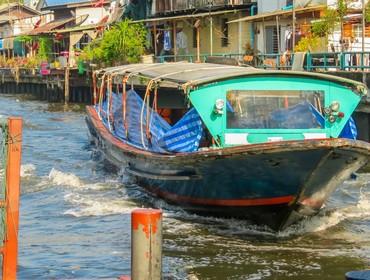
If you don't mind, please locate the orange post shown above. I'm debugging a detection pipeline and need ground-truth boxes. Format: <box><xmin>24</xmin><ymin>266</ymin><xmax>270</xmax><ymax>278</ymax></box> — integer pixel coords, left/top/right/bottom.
<box><xmin>2</xmin><ymin>117</ymin><xmax>22</xmax><ymax>280</ymax></box>
<box><xmin>131</xmin><ymin>209</ymin><xmax>162</xmax><ymax>280</ymax></box>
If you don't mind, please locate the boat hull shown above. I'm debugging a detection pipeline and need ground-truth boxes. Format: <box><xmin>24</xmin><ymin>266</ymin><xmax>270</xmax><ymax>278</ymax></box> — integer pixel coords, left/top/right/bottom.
<box><xmin>86</xmin><ymin>106</ymin><xmax>370</xmax><ymax>230</ymax></box>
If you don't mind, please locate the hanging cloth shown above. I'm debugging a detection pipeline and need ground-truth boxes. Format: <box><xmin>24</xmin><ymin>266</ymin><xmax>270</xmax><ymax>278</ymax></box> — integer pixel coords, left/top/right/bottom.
<box><xmin>163</xmin><ymin>30</ymin><xmax>172</xmax><ymax>51</ymax></box>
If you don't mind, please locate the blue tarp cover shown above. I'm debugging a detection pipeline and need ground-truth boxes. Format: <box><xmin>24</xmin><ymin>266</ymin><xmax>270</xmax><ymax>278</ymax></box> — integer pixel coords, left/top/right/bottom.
<box><xmin>97</xmin><ymin>89</ymin><xmax>203</xmax><ymax>153</ymax></box>
<box><xmin>340</xmin><ymin>117</ymin><xmax>357</xmax><ymax>139</ymax></box>
<box><xmin>269</xmin><ymin>101</ymin><xmax>324</xmax><ymax>129</ymax></box>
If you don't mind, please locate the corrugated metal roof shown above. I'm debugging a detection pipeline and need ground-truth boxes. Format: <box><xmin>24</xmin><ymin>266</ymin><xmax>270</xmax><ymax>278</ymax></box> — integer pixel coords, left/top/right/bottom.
<box><xmin>95</xmin><ymin>62</ymin><xmax>366</xmax><ymax>92</ymax></box>
<box><xmin>26</xmin><ymin>16</ymin><xmax>76</xmax><ymax>35</ymax></box>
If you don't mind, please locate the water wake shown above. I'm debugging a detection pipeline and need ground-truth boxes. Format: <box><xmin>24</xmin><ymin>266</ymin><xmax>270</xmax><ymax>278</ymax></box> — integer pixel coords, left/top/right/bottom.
<box><xmin>280</xmin><ymin>185</ymin><xmax>370</xmax><ymax>237</ymax></box>
<box><xmin>63</xmin><ymin>192</ymin><xmax>137</xmax><ymax>217</ymax></box>
<box><xmin>20</xmin><ymin>164</ymin><xmax>36</xmax><ymax>177</ymax></box>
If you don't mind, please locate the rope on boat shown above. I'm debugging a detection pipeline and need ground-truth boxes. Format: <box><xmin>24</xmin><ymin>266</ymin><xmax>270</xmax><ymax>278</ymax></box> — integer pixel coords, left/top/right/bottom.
<box><xmin>98</xmin><ymin>73</ymin><xmax>107</xmax><ymax>120</ymax></box>
<box><xmin>92</xmin><ymin>72</ymin><xmax>97</xmax><ymax>105</ymax></box>
<box><xmin>108</xmin><ymin>75</ymin><xmax>114</xmax><ymax>132</ymax></box>
<box><xmin>122</xmin><ymin>76</ymin><xmax>129</xmax><ymax>138</ymax></box>
<box><xmin>140</xmin><ymin>79</ymin><xmax>156</xmax><ymax>150</ymax></box>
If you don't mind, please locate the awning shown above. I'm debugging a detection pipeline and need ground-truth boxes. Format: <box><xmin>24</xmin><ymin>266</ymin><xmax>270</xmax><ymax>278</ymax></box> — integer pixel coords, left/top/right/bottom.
<box><xmin>26</xmin><ymin>17</ymin><xmax>77</xmax><ymax>35</ymax></box>
<box><xmin>132</xmin><ymin>9</ymin><xmax>246</xmax><ymax>24</ymax></box>
<box><xmin>228</xmin><ymin>5</ymin><xmax>325</xmax><ymax>23</ymax></box>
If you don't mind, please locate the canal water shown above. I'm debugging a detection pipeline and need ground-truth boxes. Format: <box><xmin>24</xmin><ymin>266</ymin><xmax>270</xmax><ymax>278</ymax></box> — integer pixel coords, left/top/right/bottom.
<box><xmin>1</xmin><ymin>94</ymin><xmax>369</xmax><ymax>279</ymax></box>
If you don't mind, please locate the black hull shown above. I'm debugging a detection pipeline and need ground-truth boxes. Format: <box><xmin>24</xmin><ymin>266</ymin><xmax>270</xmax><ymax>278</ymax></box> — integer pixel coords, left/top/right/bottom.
<box><xmin>86</xmin><ymin>106</ymin><xmax>370</xmax><ymax>230</ymax></box>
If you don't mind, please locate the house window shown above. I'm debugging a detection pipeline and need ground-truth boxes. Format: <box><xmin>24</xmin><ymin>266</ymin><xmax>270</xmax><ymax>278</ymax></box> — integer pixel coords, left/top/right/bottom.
<box><xmin>221</xmin><ymin>18</ymin><xmax>229</xmax><ymax>47</ymax></box>
<box><xmin>353</xmin><ymin>24</ymin><xmax>362</xmax><ymax>38</ymax></box>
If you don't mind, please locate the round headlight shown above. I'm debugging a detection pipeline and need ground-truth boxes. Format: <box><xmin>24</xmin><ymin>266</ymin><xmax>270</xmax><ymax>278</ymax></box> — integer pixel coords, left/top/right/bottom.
<box><xmin>330</xmin><ymin>101</ymin><xmax>340</xmax><ymax>112</ymax></box>
<box><xmin>215</xmin><ymin>99</ymin><xmax>225</xmax><ymax>110</ymax></box>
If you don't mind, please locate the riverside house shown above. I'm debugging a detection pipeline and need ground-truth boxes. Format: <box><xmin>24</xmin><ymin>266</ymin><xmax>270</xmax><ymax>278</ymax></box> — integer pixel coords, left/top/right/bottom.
<box><xmin>127</xmin><ymin>0</ymin><xmax>256</xmax><ymax>62</ymax></box>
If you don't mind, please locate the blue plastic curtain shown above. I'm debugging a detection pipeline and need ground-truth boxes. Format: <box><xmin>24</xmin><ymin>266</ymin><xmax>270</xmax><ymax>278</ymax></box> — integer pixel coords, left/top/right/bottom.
<box><xmin>97</xmin><ymin>90</ymin><xmax>203</xmax><ymax>153</ymax></box>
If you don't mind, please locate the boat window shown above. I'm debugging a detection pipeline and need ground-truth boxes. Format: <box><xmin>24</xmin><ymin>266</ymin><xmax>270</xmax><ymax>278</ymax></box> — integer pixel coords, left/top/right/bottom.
<box><xmin>226</xmin><ymin>90</ymin><xmax>325</xmax><ymax>129</ymax></box>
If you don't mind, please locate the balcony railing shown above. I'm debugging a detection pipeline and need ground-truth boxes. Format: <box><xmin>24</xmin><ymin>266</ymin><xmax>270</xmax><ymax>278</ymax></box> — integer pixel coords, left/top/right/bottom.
<box><xmin>155</xmin><ymin>51</ymin><xmax>370</xmax><ymax>72</ymax></box>
<box><xmin>154</xmin><ymin>0</ymin><xmax>250</xmax><ymax>15</ymax></box>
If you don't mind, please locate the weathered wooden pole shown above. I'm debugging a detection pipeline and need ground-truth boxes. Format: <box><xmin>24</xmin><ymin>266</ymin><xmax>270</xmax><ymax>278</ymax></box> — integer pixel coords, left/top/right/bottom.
<box><xmin>210</xmin><ymin>16</ymin><xmax>213</xmax><ymax>55</ymax></box>
<box><xmin>64</xmin><ymin>64</ymin><xmax>70</xmax><ymax>104</ymax></box>
<box><xmin>362</xmin><ymin>0</ymin><xmax>366</xmax><ymax>84</ymax></box>
<box><xmin>276</xmin><ymin>15</ymin><xmax>281</xmax><ymax>55</ymax></box>
<box><xmin>292</xmin><ymin>0</ymin><xmax>296</xmax><ymax>50</ymax></box>
<box><xmin>196</xmin><ymin>26</ymin><xmax>201</xmax><ymax>62</ymax></box>
<box><xmin>153</xmin><ymin>22</ymin><xmax>158</xmax><ymax>57</ymax></box>
<box><xmin>2</xmin><ymin>117</ymin><xmax>22</xmax><ymax>280</ymax></box>
<box><xmin>173</xmin><ymin>20</ymin><xmax>177</xmax><ymax>61</ymax></box>
<box><xmin>131</xmin><ymin>209</ymin><xmax>162</xmax><ymax>280</ymax></box>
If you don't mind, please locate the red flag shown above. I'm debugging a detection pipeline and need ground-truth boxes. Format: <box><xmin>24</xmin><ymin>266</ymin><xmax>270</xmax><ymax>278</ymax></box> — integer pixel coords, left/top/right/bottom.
<box><xmin>92</xmin><ymin>0</ymin><xmax>104</xmax><ymax>7</ymax></box>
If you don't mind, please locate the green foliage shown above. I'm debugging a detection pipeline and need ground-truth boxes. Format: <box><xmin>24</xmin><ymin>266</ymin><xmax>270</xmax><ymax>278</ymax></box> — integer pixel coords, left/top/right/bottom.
<box><xmin>37</xmin><ymin>37</ymin><xmax>53</xmax><ymax>61</ymax></box>
<box><xmin>16</xmin><ymin>35</ymin><xmax>33</xmax><ymax>44</ymax></box>
<box><xmin>311</xmin><ymin>0</ymin><xmax>349</xmax><ymax>38</ymax></box>
<box><xmin>366</xmin><ymin>1</ymin><xmax>370</xmax><ymax>23</ymax></box>
<box><xmin>337</xmin><ymin>0</ymin><xmax>348</xmax><ymax>19</ymax></box>
<box><xmin>15</xmin><ymin>35</ymin><xmax>53</xmax><ymax>62</ymax></box>
<box><xmin>294</xmin><ymin>36</ymin><xmax>321</xmax><ymax>52</ymax></box>
<box><xmin>311</xmin><ymin>8</ymin><xmax>337</xmax><ymax>37</ymax></box>
<box><xmin>80</xmin><ymin>19</ymin><xmax>147</xmax><ymax>66</ymax></box>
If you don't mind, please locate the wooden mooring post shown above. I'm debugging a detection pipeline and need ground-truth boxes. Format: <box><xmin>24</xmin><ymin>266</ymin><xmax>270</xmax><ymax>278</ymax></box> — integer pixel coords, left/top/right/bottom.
<box><xmin>131</xmin><ymin>209</ymin><xmax>162</xmax><ymax>280</ymax></box>
<box><xmin>64</xmin><ymin>65</ymin><xmax>70</xmax><ymax>104</ymax></box>
<box><xmin>2</xmin><ymin>117</ymin><xmax>22</xmax><ymax>280</ymax></box>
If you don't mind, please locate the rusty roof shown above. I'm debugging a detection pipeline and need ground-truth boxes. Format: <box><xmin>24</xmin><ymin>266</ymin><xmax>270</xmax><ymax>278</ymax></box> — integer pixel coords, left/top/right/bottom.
<box><xmin>26</xmin><ymin>17</ymin><xmax>76</xmax><ymax>35</ymax></box>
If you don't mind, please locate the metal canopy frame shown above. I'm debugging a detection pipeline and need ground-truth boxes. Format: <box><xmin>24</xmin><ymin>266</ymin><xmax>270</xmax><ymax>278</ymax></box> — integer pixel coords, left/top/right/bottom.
<box><xmin>95</xmin><ymin>62</ymin><xmax>367</xmax><ymax>94</ymax></box>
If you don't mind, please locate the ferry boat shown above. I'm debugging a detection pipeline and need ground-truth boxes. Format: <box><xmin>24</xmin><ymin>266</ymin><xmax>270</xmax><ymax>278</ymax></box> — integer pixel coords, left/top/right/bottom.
<box><xmin>85</xmin><ymin>62</ymin><xmax>370</xmax><ymax>230</ymax></box>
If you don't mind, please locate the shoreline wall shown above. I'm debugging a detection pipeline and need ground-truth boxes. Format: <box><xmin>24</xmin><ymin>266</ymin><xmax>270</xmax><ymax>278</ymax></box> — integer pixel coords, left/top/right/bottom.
<box><xmin>0</xmin><ymin>68</ymin><xmax>92</xmax><ymax>104</ymax></box>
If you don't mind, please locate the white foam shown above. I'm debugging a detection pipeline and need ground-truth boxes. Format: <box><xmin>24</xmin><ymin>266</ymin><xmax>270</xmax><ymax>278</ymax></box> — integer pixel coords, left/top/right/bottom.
<box><xmin>48</xmin><ymin>168</ymin><xmax>82</xmax><ymax>188</ymax></box>
<box><xmin>63</xmin><ymin>192</ymin><xmax>136</xmax><ymax>217</ymax></box>
<box><xmin>20</xmin><ymin>164</ymin><xmax>36</xmax><ymax>177</ymax></box>
<box><xmin>280</xmin><ymin>186</ymin><xmax>370</xmax><ymax>237</ymax></box>
<box><xmin>47</xmin><ymin>168</ymin><xmax>117</xmax><ymax>191</ymax></box>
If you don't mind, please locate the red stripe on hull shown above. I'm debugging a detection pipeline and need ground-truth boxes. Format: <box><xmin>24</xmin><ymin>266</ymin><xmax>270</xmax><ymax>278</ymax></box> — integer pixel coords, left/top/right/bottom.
<box><xmin>147</xmin><ymin>186</ymin><xmax>295</xmax><ymax>207</ymax></box>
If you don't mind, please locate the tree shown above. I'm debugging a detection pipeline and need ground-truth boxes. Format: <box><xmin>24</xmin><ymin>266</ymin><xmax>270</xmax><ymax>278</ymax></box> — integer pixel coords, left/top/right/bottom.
<box><xmin>80</xmin><ymin>19</ymin><xmax>147</xmax><ymax>66</ymax></box>
<box><xmin>294</xmin><ymin>36</ymin><xmax>321</xmax><ymax>52</ymax></box>
<box><xmin>311</xmin><ymin>0</ymin><xmax>349</xmax><ymax>51</ymax></box>
<box><xmin>365</xmin><ymin>0</ymin><xmax>370</xmax><ymax>23</ymax></box>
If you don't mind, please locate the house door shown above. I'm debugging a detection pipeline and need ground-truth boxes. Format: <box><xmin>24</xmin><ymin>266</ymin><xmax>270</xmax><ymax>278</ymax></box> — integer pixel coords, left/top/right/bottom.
<box><xmin>265</xmin><ymin>26</ymin><xmax>279</xmax><ymax>54</ymax></box>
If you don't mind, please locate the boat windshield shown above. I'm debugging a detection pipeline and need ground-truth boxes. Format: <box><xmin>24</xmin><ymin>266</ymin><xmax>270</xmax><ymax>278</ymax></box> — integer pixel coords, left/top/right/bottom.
<box><xmin>226</xmin><ymin>90</ymin><xmax>325</xmax><ymax>129</ymax></box>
